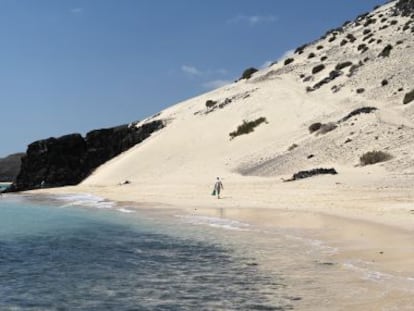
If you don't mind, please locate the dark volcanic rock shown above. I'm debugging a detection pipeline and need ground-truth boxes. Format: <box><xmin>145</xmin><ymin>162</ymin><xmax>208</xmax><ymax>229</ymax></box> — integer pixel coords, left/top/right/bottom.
<box><xmin>0</xmin><ymin>153</ymin><xmax>24</xmax><ymax>182</ymax></box>
<box><xmin>284</xmin><ymin>168</ymin><xmax>338</xmax><ymax>182</ymax></box>
<box><xmin>8</xmin><ymin>134</ymin><xmax>86</xmax><ymax>191</ymax></box>
<box><xmin>403</xmin><ymin>89</ymin><xmax>414</xmax><ymax>104</ymax></box>
<box><xmin>339</xmin><ymin>107</ymin><xmax>378</xmax><ymax>123</ymax></box>
<box><xmin>7</xmin><ymin>120</ymin><xmax>164</xmax><ymax>192</ymax></box>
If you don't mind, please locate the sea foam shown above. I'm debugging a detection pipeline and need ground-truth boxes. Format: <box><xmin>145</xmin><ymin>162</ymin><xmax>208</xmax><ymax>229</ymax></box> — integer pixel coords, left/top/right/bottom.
<box><xmin>177</xmin><ymin>215</ymin><xmax>250</xmax><ymax>231</ymax></box>
<box><xmin>54</xmin><ymin>193</ymin><xmax>115</xmax><ymax>209</ymax></box>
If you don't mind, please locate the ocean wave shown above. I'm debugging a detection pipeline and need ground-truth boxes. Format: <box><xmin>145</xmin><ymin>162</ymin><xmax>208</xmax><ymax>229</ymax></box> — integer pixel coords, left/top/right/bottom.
<box><xmin>343</xmin><ymin>262</ymin><xmax>393</xmax><ymax>282</ymax></box>
<box><xmin>283</xmin><ymin>233</ymin><xmax>338</xmax><ymax>255</ymax></box>
<box><xmin>342</xmin><ymin>261</ymin><xmax>414</xmax><ymax>293</ymax></box>
<box><xmin>177</xmin><ymin>215</ymin><xmax>251</xmax><ymax>231</ymax></box>
<box><xmin>53</xmin><ymin>193</ymin><xmax>115</xmax><ymax>209</ymax></box>
<box><xmin>117</xmin><ymin>208</ymin><xmax>135</xmax><ymax>213</ymax></box>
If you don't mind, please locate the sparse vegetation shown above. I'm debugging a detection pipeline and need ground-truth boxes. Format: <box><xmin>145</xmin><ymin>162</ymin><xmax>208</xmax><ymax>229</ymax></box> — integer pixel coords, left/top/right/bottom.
<box><xmin>316</xmin><ymin>45</ymin><xmax>324</xmax><ymax>50</ymax></box>
<box><xmin>312</xmin><ymin>64</ymin><xmax>325</xmax><ymax>74</ymax></box>
<box><xmin>346</xmin><ymin>34</ymin><xmax>356</xmax><ymax>42</ymax></box>
<box><xmin>295</xmin><ymin>43</ymin><xmax>308</xmax><ymax>55</ymax></box>
<box><xmin>328</xmin><ymin>36</ymin><xmax>336</xmax><ymax>42</ymax></box>
<box><xmin>364</xmin><ymin>18</ymin><xmax>377</xmax><ymax>26</ymax></box>
<box><xmin>378</xmin><ymin>44</ymin><xmax>393</xmax><ymax>57</ymax></box>
<box><xmin>284</xmin><ymin>58</ymin><xmax>294</xmax><ymax>66</ymax></box>
<box><xmin>308</xmin><ymin>52</ymin><xmax>316</xmax><ymax>59</ymax></box>
<box><xmin>403</xmin><ymin>20</ymin><xmax>413</xmax><ymax>31</ymax></box>
<box><xmin>356</xmin><ymin>88</ymin><xmax>365</xmax><ymax>94</ymax></box>
<box><xmin>205</xmin><ymin>100</ymin><xmax>217</xmax><ymax>109</ymax></box>
<box><xmin>331</xmin><ymin>85</ymin><xmax>342</xmax><ymax>93</ymax></box>
<box><xmin>357</xmin><ymin>43</ymin><xmax>369</xmax><ymax>53</ymax></box>
<box><xmin>347</xmin><ymin>63</ymin><xmax>363</xmax><ymax>77</ymax></box>
<box><xmin>339</xmin><ymin>106</ymin><xmax>377</xmax><ymax>123</ymax></box>
<box><xmin>310</xmin><ymin>70</ymin><xmax>342</xmax><ymax>91</ymax></box>
<box><xmin>356</xmin><ymin>12</ymin><xmax>369</xmax><ymax>22</ymax></box>
<box><xmin>288</xmin><ymin>143</ymin><xmax>298</xmax><ymax>151</ymax></box>
<box><xmin>395</xmin><ymin>0</ymin><xmax>414</xmax><ymax>17</ymax></box>
<box><xmin>363</xmin><ymin>33</ymin><xmax>374</xmax><ymax>41</ymax></box>
<box><xmin>335</xmin><ymin>61</ymin><xmax>353</xmax><ymax>71</ymax></box>
<box><xmin>360</xmin><ymin>151</ymin><xmax>392</xmax><ymax>166</ymax></box>
<box><xmin>381</xmin><ymin>79</ymin><xmax>388</xmax><ymax>86</ymax></box>
<box><xmin>363</xmin><ymin>28</ymin><xmax>372</xmax><ymax>35</ymax></box>
<box><xmin>320</xmin><ymin>56</ymin><xmax>328</xmax><ymax>61</ymax></box>
<box><xmin>229</xmin><ymin>117</ymin><xmax>267</xmax><ymax>139</ymax></box>
<box><xmin>308</xmin><ymin>122</ymin><xmax>322</xmax><ymax>133</ymax></box>
<box><xmin>340</xmin><ymin>39</ymin><xmax>348</xmax><ymax>46</ymax></box>
<box><xmin>303</xmin><ymin>76</ymin><xmax>312</xmax><ymax>82</ymax></box>
<box><xmin>240</xmin><ymin>67</ymin><xmax>258</xmax><ymax>80</ymax></box>
<box><xmin>317</xmin><ymin>122</ymin><xmax>337</xmax><ymax>135</ymax></box>
<box><xmin>403</xmin><ymin>89</ymin><xmax>414</xmax><ymax>105</ymax></box>
<box><xmin>284</xmin><ymin>168</ymin><xmax>338</xmax><ymax>182</ymax></box>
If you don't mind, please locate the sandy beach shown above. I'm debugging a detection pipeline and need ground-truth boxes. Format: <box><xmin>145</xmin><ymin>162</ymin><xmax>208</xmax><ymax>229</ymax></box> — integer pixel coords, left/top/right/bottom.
<box><xmin>31</xmin><ymin>165</ymin><xmax>414</xmax><ymax>279</ymax></box>
<box><xmin>22</xmin><ymin>171</ymin><xmax>414</xmax><ymax>310</ymax></box>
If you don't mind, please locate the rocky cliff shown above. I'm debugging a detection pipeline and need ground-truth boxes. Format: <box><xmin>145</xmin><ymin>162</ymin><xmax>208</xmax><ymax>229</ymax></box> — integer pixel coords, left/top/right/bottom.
<box><xmin>0</xmin><ymin>153</ymin><xmax>24</xmax><ymax>182</ymax></box>
<box><xmin>7</xmin><ymin>120</ymin><xmax>164</xmax><ymax>192</ymax></box>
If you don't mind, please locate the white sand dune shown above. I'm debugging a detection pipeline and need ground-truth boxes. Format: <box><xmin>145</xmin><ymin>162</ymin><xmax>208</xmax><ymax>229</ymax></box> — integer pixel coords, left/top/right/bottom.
<box><xmin>80</xmin><ymin>1</ymin><xmax>414</xmax><ymax>202</ymax></box>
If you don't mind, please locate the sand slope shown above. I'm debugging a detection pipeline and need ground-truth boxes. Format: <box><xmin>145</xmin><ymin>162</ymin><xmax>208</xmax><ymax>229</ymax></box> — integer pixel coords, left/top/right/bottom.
<box><xmin>83</xmin><ymin>2</ymin><xmax>414</xmax><ymax>189</ymax></box>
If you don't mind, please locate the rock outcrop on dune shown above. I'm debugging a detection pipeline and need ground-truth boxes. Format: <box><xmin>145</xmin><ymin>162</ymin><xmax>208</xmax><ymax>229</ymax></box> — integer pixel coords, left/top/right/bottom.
<box><xmin>0</xmin><ymin>153</ymin><xmax>24</xmax><ymax>182</ymax></box>
<box><xmin>7</xmin><ymin>120</ymin><xmax>164</xmax><ymax>192</ymax></box>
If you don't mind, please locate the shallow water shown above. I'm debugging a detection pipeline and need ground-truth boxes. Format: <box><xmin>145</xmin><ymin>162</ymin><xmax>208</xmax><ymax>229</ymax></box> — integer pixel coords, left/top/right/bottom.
<box><xmin>0</xmin><ymin>194</ymin><xmax>413</xmax><ymax>310</ymax></box>
<box><xmin>0</xmin><ymin>195</ymin><xmax>298</xmax><ymax>310</ymax></box>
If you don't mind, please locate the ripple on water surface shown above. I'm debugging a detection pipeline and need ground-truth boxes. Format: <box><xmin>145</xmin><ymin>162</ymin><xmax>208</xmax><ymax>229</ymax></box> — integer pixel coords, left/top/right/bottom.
<box><xmin>0</xmin><ymin>197</ymin><xmax>296</xmax><ymax>310</ymax></box>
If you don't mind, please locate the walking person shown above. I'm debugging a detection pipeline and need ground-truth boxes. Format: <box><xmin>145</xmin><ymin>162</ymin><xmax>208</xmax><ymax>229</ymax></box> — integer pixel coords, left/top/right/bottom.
<box><xmin>213</xmin><ymin>177</ymin><xmax>224</xmax><ymax>199</ymax></box>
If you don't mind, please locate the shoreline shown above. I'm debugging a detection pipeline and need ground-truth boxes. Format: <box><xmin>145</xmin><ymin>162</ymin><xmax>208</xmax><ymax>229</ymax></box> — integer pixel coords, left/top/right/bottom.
<box><xmin>8</xmin><ymin>178</ymin><xmax>414</xmax><ymax>309</ymax></box>
<box><xmin>22</xmin><ymin>176</ymin><xmax>414</xmax><ymax>282</ymax></box>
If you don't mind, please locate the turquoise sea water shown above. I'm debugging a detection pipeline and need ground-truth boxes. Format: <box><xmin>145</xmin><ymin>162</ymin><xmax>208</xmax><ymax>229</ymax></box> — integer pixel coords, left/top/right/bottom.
<box><xmin>0</xmin><ymin>194</ymin><xmax>301</xmax><ymax>310</ymax></box>
<box><xmin>2</xmin><ymin>193</ymin><xmax>412</xmax><ymax>310</ymax></box>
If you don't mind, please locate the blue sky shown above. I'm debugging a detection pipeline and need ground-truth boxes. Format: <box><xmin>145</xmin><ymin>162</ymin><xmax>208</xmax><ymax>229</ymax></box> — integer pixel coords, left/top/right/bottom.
<box><xmin>0</xmin><ymin>0</ymin><xmax>384</xmax><ymax>157</ymax></box>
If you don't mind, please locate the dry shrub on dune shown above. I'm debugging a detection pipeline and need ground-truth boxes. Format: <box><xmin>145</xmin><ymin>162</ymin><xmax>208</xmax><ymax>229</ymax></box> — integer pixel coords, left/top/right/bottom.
<box><xmin>360</xmin><ymin>151</ymin><xmax>392</xmax><ymax>165</ymax></box>
<box><xmin>229</xmin><ymin>117</ymin><xmax>267</xmax><ymax>139</ymax></box>
<box><xmin>308</xmin><ymin>122</ymin><xmax>322</xmax><ymax>133</ymax></box>
<box><xmin>317</xmin><ymin>122</ymin><xmax>338</xmax><ymax>135</ymax></box>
